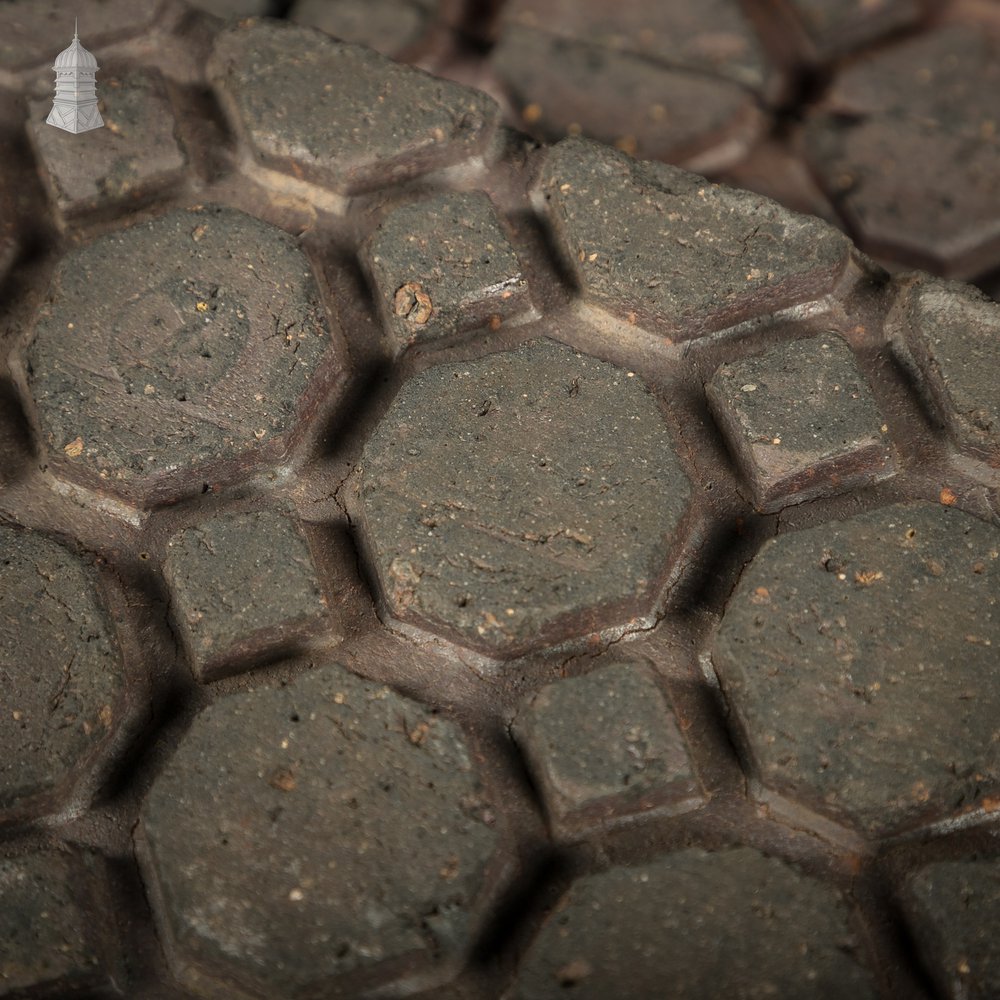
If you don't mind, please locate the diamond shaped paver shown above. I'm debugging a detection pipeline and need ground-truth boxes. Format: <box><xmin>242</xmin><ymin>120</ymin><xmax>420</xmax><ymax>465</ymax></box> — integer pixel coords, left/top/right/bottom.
<box><xmin>511</xmin><ymin>847</ymin><xmax>878</xmax><ymax>1000</ymax></box>
<box><xmin>0</xmin><ymin>524</ymin><xmax>126</xmax><ymax>823</ymax></box>
<box><xmin>512</xmin><ymin>662</ymin><xmax>701</xmax><ymax>835</ymax></box>
<box><xmin>711</xmin><ymin>501</ymin><xmax>1000</xmax><ymax>836</ymax></box>
<box><xmin>27</xmin><ymin>66</ymin><xmax>187</xmax><ymax>221</ymax></box>
<box><xmin>139</xmin><ymin>662</ymin><xmax>502</xmax><ymax>999</ymax></box>
<box><xmin>163</xmin><ymin>509</ymin><xmax>329</xmax><ymax>681</ymax></box>
<box><xmin>19</xmin><ymin>206</ymin><xmax>338</xmax><ymax>508</ymax></box>
<box><xmin>900</xmin><ymin>857</ymin><xmax>1000</xmax><ymax>1000</ymax></box>
<box><xmin>897</xmin><ymin>279</ymin><xmax>1000</xmax><ymax>466</ymax></box>
<box><xmin>804</xmin><ymin>25</ymin><xmax>1000</xmax><ymax>278</ymax></box>
<box><xmin>0</xmin><ymin>849</ymin><xmax>111</xmax><ymax>997</ymax></box>
<box><xmin>358</xmin><ymin>338</ymin><xmax>692</xmax><ymax>658</ymax></box>
<box><xmin>365</xmin><ymin>190</ymin><xmax>530</xmax><ymax>350</ymax></box>
<box><xmin>706</xmin><ymin>334</ymin><xmax>894</xmax><ymax>511</ymax></box>
<box><xmin>208</xmin><ymin>19</ymin><xmax>500</xmax><ymax>196</ymax></box>
<box><xmin>537</xmin><ymin>138</ymin><xmax>851</xmax><ymax>340</ymax></box>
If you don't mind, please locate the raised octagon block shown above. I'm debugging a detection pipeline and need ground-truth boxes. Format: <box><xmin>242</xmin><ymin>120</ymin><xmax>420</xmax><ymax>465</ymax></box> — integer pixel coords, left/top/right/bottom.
<box><xmin>803</xmin><ymin>25</ymin><xmax>1000</xmax><ymax>278</ymax></box>
<box><xmin>511</xmin><ymin>847</ymin><xmax>878</xmax><ymax>1000</ymax></box>
<box><xmin>358</xmin><ymin>338</ymin><xmax>692</xmax><ymax>659</ymax></box>
<box><xmin>289</xmin><ymin>0</ymin><xmax>435</xmax><ymax>58</ymax></box>
<box><xmin>138</xmin><ymin>662</ymin><xmax>504</xmax><ymax>999</ymax></box>
<box><xmin>491</xmin><ymin>26</ymin><xmax>765</xmax><ymax>168</ymax></box>
<box><xmin>900</xmin><ymin>856</ymin><xmax>1000</xmax><ymax>1000</ymax></box>
<box><xmin>0</xmin><ymin>523</ymin><xmax>126</xmax><ymax>825</ymax></box>
<box><xmin>536</xmin><ymin>137</ymin><xmax>852</xmax><ymax>340</ymax></box>
<box><xmin>19</xmin><ymin>205</ymin><xmax>339</xmax><ymax>509</ymax></box>
<box><xmin>0</xmin><ymin>849</ymin><xmax>114</xmax><ymax>997</ymax></box>
<box><xmin>208</xmin><ymin>20</ymin><xmax>500</xmax><ymax>196</ymax></box>
<box><xmin>711</xmin><ymin>501</ymin><xmax>1000</xmax><ymax>836</ymax></box>
<box><xmin>27</xmin><ymin>66</ymin><xmax>187</xmax><ymax>221</ymax></box>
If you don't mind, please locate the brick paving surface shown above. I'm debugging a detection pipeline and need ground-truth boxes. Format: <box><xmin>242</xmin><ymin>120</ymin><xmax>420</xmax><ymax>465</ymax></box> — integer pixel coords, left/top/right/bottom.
<box><xmin>0</xmin><ymin>7</ymin><xmax>999</xmax><ymax>999</ymax></box>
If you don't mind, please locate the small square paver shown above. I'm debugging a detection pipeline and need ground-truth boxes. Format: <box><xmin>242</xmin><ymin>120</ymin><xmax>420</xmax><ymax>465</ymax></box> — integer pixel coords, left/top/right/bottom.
<box><xmin>365</xmin><ymin>190</ymin><xmax>530</xmax><ymax>351</ymax></box>
<box><xmin>27</xmin><ymin>66</ymin><xmax>186</xmax><ymax>221</ymax></box>
<box><xmin>706</xmin><ymin>334</ymin><xmax>894</xmax><ymax>512</ymax></box>
<box><xmin>163</xmin><ymin>508</ymin><xmax>329</xmax><ymax>681</ymax></box>
<box><xmin>511</xmin><ymin>662</ymin><xmax>701</xmax><ymax>836</ymax></box>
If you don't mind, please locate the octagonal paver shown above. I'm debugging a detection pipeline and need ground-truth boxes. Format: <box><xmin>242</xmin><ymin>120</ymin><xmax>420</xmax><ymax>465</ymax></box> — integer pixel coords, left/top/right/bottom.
<box><xmin>804</xmin><ymin>24</ymin><xmax>1000</xmax><ymax>278</ymax></box>
<box><xmin>706</xmin><ymin>334</ymin><xmax>894</xmax><ymax>511</ymax></box>
<box><xmin>497</xmin><ymin>0</ymin><xmax>771</xmax><ymax>91</ymax></box>
<box><xmin>512</xmin><ymin>662</ymin><xmax>701</xmax><ymax>836</ymax></box>
<box><xmin>0</xmin><ymin>523</ymin><xmax>125</xmax><ymax>823</ymax></box>
<box><xmin>139</xmin><ymin>662</ymin><xmax>502</xmax><ymax>998</ymax></box>
<box><xmin>290</xmin><ymin>0</ymin><xmax>435</xmax><ymax>57</ymax></box>
<box><xmin>186</xmin><ymin>0</ymin><xmax>270</xmax><ymax>16</ymax></box>
<box><xmin>208</xmin><ymin>20</ymin><xmax>500</xmax><ymax>196</ymax></box>
<box><xmin>27</xmin><ymin>66</ymin><xmax>187</xmax><ymax>221</ymax></box>
<box><xmin>510</xmin><ymin>847</ymin><xmax>878</xmax><ymax>1000</ymax></box>
<box><xmin>20</xmin><ymin>206</ymin><xmax>337</xmax><ymax>508</ymax></box>
<box><xmin>164</xmin><ymin>509</ymin><xmax>329</xmax><ymax>681</ymax></box>
<box><xmin>0</xmin><ymin>0</ymin><xmax>159</xmax><ymax>76</ymax></box>
<box><xmin>492</xmin><ymin>27</ymin><xmax>765</xmax><ymax>167</ymax></box>
<box><xmin>900</xmin><ymin>856</ymin><xmax>1000</xmax><ymax>1000</ymax></box>
<box><xmin>897</xmin><ymin>279</ymin><xmax>1000</xmax><ymax>466</ymax></box>
<box><xmin>711</xmin><ymin>501</ymin><xmax>1000</xmax><ymax>836</ymax></box>
<box><xmin>358</xmin><ymin>338</ymin><xmax>692</xmax><ymax>658</ymax></box>
<box><xmin>492</xmin><ymin>0</ymin><xmax>774</xmax><ymax>165</ymax></box>
<box><xmin>0</xmin><ymin>849</ymin><xmax>112</xmax><ymax>997</ymax></box>
<box><xmin>785</xmin><ymin>0</ymin><xmax>922</xmax><ymax>59</ymax></box>
<box><xmin>365</xmin><ymin>190</ymin><xmax>530</xmax><ymax>351</ymax></box>
<box><xmin>537</xmin><ymin>138</ymin><xmax>851</xmax><ymax>340</ymax></box>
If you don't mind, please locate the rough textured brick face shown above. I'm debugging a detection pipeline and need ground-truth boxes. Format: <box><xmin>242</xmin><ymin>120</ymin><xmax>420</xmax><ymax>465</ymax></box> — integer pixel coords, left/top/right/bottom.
<box><xmin>290</xmin><ymin>0</ymin><xmax>434</xmax><ymax>57</ymax></box>
<box><xmin>711</xmin><ymin>501</ymin><xmax>1000</xmax><ymax>836</ymax></box>
<box><xmin>537</xmin><ymin>138</ymin><xmax>851</xmax><ymax>340</ymax></box>
<box><xmin>0</xmin><ymin>0</ymin><xmax>159</xmax><ymax>74</ymax></box>
<box><xmin>499</xmin><ymin>0</ymin><xmax>770</xmax><ymax>90</ymax></box>
<box><xmin>0</xmin><ymin>850</ymin><xmax>110</xmax><ymax>996</ymax></box>
<box><xmin>491</xmin><ymin>28</ymin><xmax>763</xmax><ymax>166</ymax></box>
<box><xmin>164</xmin><ymin>509</ymin><xmax>329</xmax><ymax>681</ymax></box>
<box><xmin>804</xmin><ymin>25</ymin><xmax>1000</xmax><ymax>276</ymax></box>
<box><xmin>365</xmin><ymin>190</ymin><xmax>530</xmax><ymax>350</ymax></box>
<box><xmin>359</xmin><ymin>339</ymin><xmax>691</xmax><ymax>658</ymax></box>
<box><xmin>511</xmin><ymin>847</ymin><xmax>878</xmax><ymax>1000</ymax></box>
<box><xmin>512</xmin><ymin>662</ymin><xmax>700</xmax><ymax>834</ymax></box>
<box><xmin>27</xmin><ymin>67</ymin><xmax>187</xmax><ymax>220</ymax></box>
<box><xmin>139</xmin><ymin>663</ymin><xmax>501</xmax><ymax>998</ymax></box>
<box><xmin>787</xmin><ymin>0</ymin><xmax>922</xmax><ymax>57</ymax></box>
<box><xmin>706</xmin><ymin>334</ymin><xmax>894</xmax><ymax>511</ymax></box>
<box><xmin>898</xmin><ymin>279</ymin><xmax>1000</xmax><ymax>465</ymax></box>
<box><xmin>21</xmin><ymin>206</ymin><xmax>337</xmax><ymax>507</ymax></box>
<box><xmin>0</xmin><ymin>524</ymin><xmax>124</xmax><ymax>821</ymax></box>
<box><xmin>901</xmin><ymin>857</ymin><xmax>1000</xmax><ymax>1000</ymax></box>
<box><xmin>208</xmin><ymin>19</ymin><xmax>500</xmax><ymax>195</ymax></box>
